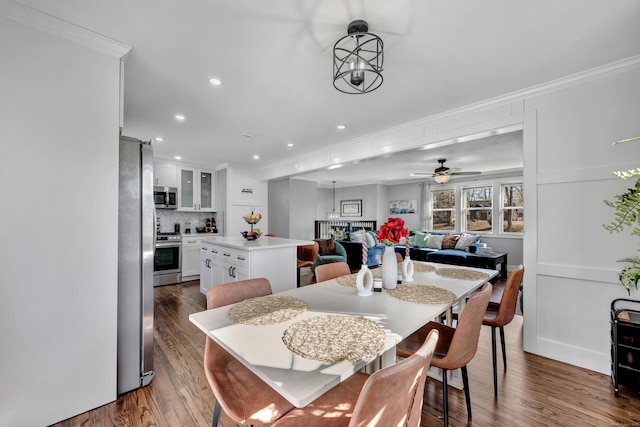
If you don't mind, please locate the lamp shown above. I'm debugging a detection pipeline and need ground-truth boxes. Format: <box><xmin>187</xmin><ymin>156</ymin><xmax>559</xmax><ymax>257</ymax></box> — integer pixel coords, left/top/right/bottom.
<box><xmin>434</xmin><ymin>174</ymin><xmax>451</xmax><ymax>184</ymax></box>
<box><xmin>327</xmin><ymin>181</ymin><xmax>340</xmax><ymax>220</ymax></box>
<box><xmin>333</xmin><ymin>20</ymin><xmax>384</xmax><ymax>94</ymax></box>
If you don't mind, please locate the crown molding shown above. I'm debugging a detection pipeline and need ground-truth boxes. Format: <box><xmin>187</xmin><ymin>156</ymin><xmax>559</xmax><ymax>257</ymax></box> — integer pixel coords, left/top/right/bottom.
<box><xmin>0</xmin><ymin>0</ymin><xmax>131</xmax><ymax>58</ymax></box>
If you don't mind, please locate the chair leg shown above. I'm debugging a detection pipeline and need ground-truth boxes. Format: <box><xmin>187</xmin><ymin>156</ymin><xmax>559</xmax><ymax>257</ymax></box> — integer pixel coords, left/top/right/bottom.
<box><xmin>500</xmin><ymin>325</ymin><xmax>507</xmax><ymax>369</ymax></box>
<box><xmin>296</xmin><ymin>267</ymin><xmax>301</xmax><ymax>287</ymax></box>
<box><xmin>441</xmin><ymin>368</ymin><xmax>449</xmax><ymax>427</ymax></box>
<box><xmin>212</xmin><ymin>401</ymin><xmax>221</xmax><ymax>427</ymax></box>
<box><xmin>491</xmin><ymin>325</ymin><xmax>498</xmax><ymax>396</ymax></box>
<box><xmin>461</xmin><ymin>365</ymin><xmax>472</xmax><ymax>419</ymax></box>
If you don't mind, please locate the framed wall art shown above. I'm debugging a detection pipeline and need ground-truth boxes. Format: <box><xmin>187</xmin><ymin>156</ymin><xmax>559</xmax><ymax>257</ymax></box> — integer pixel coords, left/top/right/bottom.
<box><xmin>340</xmin><ymin>199</ymin><xmax>362</xmax><ymax>217</ymax></box>
<box><xmin>390</xmin><ymin>199</ymin><xmax>417</xmax><ymax>214</ymax></box>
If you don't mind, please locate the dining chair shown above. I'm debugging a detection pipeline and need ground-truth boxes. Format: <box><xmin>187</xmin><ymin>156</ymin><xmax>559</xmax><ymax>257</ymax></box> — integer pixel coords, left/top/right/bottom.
<box><xmin>395</xmin><ymin>252</ymin><xmax>403</xmax><ymax>263</ymax></box>
<box><xmin>314</xmin><ymin>261</ymin><xmax>351</xmax><ymax>283</ymax></box>
<box><xmin>483</xmin><ymin>265</ymin><xmax>525</xmax><ymax>396</ymax></box>
<box><xmin>396</xmin><ymin>282</ymin><xmax>492</xmax><ymax>427</ymax></box>
<box><xmin>271</xmin><ymin>329</ymin><xmax>439</xmax><ymax>427</ymax></box>
<box><xmin>204</xmin><ymin>278</ymin><xmax>294</xmax><ymax>426</ymax></box>
<box><xmin>296</xmin><ymin>242</ymin><xmax>319</xmax><ymax>287</ymax></box>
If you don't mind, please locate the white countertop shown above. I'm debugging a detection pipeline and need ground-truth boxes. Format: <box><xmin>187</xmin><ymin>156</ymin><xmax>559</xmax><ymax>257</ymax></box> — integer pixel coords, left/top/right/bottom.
<box><xmin>201</xmin><ymin>236</ymin><xmax>313</xmax><ymax>251</ymax></box>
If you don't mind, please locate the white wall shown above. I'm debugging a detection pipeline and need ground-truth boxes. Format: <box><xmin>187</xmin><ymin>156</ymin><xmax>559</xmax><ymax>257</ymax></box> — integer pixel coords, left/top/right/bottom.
<box><xmin>268</xmin><ymin>178</ymin><xmax>291</xmax><ymax>237</ymax></box>
<box><xmin>0</xmin><ymin>15</ymin><xmax>124</xmax><ymax>426</ymax></box>
<box><xmin>522</xmin><ymin>65</ymin><xmax>640</xmax><ymax>373</ymax></box>
<box><xmin>226</xmin><ymin>165</ymin><xmax>268</xmax><ymax>237</ymax></box>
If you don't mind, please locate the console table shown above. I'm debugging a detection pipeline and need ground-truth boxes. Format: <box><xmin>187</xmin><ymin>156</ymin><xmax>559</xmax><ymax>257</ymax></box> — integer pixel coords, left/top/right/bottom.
<box><xmin>427</xmin><ymin>251</ymin><xmax>507</xmax><ymax>280</ymax></box>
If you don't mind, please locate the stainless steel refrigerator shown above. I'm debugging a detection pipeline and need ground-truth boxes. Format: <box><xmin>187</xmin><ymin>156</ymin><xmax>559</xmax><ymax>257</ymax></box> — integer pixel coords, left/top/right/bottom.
<box><xmin>117</xmin><ymin>136</ymin><xmax>155</xmax><ymax>394</ymax></box>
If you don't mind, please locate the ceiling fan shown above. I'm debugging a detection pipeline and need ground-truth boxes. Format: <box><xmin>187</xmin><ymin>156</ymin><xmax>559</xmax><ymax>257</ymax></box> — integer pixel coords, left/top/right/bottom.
<box><xmin>413</xmin><ymin>159</ymin><xmax>481</xmax><ymax>183</ymax></box>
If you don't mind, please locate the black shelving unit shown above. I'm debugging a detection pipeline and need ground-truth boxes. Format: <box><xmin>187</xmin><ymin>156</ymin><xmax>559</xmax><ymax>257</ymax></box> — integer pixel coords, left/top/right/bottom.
<box><xmin>611</xmin><ymin>298</ymin><xmax>640</xmax><ymax>396</ymax></box>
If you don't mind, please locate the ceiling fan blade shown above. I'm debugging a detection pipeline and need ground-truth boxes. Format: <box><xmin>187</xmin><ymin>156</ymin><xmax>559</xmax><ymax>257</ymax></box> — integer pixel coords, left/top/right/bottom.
<box><xmin>411</xmin><ymin>172</ymin><xmax>433</xmax><ymax>176</ymax></box>
<box><xmin>451</xmin><ymin>171</ymin><xmax>481</xmax><ymax>176</ymax></box>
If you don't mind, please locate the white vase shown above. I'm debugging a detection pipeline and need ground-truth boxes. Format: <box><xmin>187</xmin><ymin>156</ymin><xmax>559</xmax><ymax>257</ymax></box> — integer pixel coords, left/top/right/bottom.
<box><xmin>402</xmin><ymin>256</ymin><xmax>414</xmax><ymax>282</ymax></box>
<box><xmin>355</xmin><ymin>264</ymin><xmax>373</xmax><ymax>297</ymax></box>
<box><xmin>381</xmin><ymin>245</ymin><xmax>398</xmax><ymax>290</ymax></box>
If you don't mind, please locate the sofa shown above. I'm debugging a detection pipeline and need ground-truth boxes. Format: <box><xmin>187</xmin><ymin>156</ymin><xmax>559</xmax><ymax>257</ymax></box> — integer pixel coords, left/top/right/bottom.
<box><xmin>339</xmin><ymin>230</ymin><xmax>484</xmax><ymax>267</ymax></box>
<box><xmin>337</xmin><ymin>230</ymin><xmax>397</xmax><ymax>270</ymax></box>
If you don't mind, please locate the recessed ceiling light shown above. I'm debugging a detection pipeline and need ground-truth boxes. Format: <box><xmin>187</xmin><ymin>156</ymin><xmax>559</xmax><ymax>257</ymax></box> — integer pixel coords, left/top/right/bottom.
<box><xmin>209</xmin><ymin>78</ymin><xmax>222</xmax><ymax>86</ymax></box>
<box><xmin>253</xmin><ymin>155</ymin><xmax>260</xmax><ymax>160</ymax></box>
<box><xmin>174</xmin><ymin>156</ymin><xmax>182</xmax><ymax>160</ymax></box>
<box><xmin>337</xmin><ymin>125</ymin><xmax>346</xmax><ymax>130</ymax></box>
<box><xmin>154</xmin><ymin>137</ymin><xmax>164</xmax><ymax>142</ymax></box>
<box><xmin>175</xmin><ymin>114</ymin><xmax>185</xmax><ymax>121</ymax></box>
<box><xmin>287</xmin><ymin>143</ymin><xmax>294</xmax><ymax>147</ymax></box>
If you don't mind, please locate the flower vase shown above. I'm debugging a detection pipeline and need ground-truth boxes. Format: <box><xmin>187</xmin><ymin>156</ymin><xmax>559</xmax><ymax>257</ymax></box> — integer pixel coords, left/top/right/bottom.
<box><xmin>355</xmin><ymin>264</ymin><xmax>373</xmax><ymax>297</ymax></box>
<box><xmin>381</xmin><ymin>245</ymin><xmax>398</xmax><ymax>290</ymax></box>
<box><xmin>402</xmin><ymin>256</ymin><xmax>414</xmax><ymax>282</ymax></box>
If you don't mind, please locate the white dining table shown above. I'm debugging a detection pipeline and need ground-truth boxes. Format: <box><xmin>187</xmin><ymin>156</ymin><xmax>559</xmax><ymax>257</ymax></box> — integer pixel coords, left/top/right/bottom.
<box><xmin>189</xmin><ymin>261</ymin><xmax>498</xmax><ymax>408</ymax></box>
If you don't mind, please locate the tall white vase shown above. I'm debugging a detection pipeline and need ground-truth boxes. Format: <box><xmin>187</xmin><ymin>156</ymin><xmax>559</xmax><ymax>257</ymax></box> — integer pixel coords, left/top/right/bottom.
<box><xmin>381</xmin><ymin>245</ymin><xmax>398</xmax><ymax>290</ymax></box>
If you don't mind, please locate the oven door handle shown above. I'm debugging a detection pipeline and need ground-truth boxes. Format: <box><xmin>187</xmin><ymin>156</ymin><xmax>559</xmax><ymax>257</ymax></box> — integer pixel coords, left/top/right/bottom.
<box><xmin>155</xmin><ymin>242</ymin><xmax>182</xmax><ymax>248</ymax></box>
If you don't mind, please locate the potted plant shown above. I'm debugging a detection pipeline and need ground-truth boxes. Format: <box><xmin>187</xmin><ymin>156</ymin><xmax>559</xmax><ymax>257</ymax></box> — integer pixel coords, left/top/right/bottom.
<box><xmin>604</xmin><ymin>136</ymin><xmax>640</xmax><ymax>294</ymax></box>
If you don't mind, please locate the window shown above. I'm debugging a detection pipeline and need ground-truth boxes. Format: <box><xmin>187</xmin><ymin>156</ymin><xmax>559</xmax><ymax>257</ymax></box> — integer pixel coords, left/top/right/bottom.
<box><xmin>502</xmin><ymin>184</ymin><xmax>524</xmax><ymax>233</ymax></box>
<box><xmin>432</xmin><ymin>189</ymin><xmax>455</xmax><ymax>231</ymax></box>
<box><xmin>463</xmin><ymin>186</ymin><xmax>493</xmax><ymax>232</ymax></box>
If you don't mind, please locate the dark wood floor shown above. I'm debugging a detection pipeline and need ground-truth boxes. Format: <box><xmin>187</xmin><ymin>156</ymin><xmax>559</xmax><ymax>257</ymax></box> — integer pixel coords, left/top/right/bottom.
<box><xmin>53</xmin><ymin>270</ymin><xmax>640</xmax><ymax>427</ymax></box>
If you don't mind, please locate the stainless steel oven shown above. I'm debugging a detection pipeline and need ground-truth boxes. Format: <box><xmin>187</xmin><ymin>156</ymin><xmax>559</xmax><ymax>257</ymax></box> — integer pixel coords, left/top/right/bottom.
<box><xmin>154</xmin><ymin>232</ymin><xmax>182</xmax><ymax>286</ymax></box>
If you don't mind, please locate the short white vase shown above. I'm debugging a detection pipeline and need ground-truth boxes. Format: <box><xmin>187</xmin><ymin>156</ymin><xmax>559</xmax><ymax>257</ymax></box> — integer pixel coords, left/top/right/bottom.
<box><xmin>355</xmin><ymin>264</ymin><xmax>373</xmax><ymax>297</ymax></box>
<box><xmin>381</xmin><ymin>245</ymin><xmax>398</xmax><ymax>290</ymax></box>
<box><xmin>401</xmin><ymin>256</ymin><xmax>414</xmax><ymax>282</ymax></box>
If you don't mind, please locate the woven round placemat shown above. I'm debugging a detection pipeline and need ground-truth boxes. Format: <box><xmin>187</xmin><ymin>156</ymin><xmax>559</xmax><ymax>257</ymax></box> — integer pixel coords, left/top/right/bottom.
<box><xmin>282</xmin><ymin>315</ymin><xmax>386</xmax><ymax>363</ymax></box>
<box><xmin>436</xmin><ymin>267</ymin><xmax>489</xmax><ymax>281</ymax></box>
<box><xmin>387</xmin><ymin>284</ymin><xmax>457</xmax><ymax>305</ymax></box>
<box><xmin>228</xmin><ymin>296</ymin><xmax>307</xmax><ymax>325</ymax></box>
<box><xmin>414</xmin><ymin>263</ymin><xmax>436</xmax><ymax>273</ymax></box>
<box><xmin>336</xmin><ymin>273</ymin><xmax>358</xmax><ymax>288</ymax></box>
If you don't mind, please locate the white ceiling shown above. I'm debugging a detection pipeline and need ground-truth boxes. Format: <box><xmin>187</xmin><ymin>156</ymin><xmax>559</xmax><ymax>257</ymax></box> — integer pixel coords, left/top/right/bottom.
<box><xmin>14</xmin><ymin>0</ymin><xmax>640</xmax><ymax>187</ymax></box>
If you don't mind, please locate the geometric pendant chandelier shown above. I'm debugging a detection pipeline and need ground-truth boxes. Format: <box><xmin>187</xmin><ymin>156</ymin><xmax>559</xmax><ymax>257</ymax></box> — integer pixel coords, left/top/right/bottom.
<box><xmin>333</xmin><ymin>20</ymin><xmax>384</xmax><ymax>94</ymax></box>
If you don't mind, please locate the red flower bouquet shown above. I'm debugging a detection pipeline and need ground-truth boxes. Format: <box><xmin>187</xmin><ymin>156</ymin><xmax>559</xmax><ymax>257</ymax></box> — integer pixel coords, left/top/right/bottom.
<box><xmin>377</xmin><ymin>217</ymin><xmax>408</xmax><ymax>246</ymax></box>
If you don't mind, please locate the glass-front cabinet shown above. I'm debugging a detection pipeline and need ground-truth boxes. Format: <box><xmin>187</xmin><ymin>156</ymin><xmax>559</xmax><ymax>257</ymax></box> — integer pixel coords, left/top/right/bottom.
<box><xmin>178</xmin><ymin>167</ymin><xmax>215</xmax><ymax>211</ymax></box>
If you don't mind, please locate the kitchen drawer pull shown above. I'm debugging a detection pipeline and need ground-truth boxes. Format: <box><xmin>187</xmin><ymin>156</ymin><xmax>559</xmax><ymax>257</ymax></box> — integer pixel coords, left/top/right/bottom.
<box><xmin>237</xmin><ymin>256</ymin><xmax>246</xmax><ymax>261</ymax></box>
<box><xmin>223</xmin><ymin>252</ymin><xmax>231</xmax><ymax>257</ymax></box>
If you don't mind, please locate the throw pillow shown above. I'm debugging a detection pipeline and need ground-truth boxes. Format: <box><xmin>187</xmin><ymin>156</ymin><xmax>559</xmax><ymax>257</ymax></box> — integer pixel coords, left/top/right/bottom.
<box><xmin>426</xmin><ymin>234</ymin><xmax>444</xmax><ymax>249</ymax></box>
<box><xmin>349</xmin><ymin>232</ymin><xmax>363</xmax><ymax>242</ymax></box>
<box><xmin>455</xmin><ymin>233</ymin><xmax>481</xmax><ymax>251</ymax></box>
<box><xmin>442</xmin><ymin>234</ymin><xmax>461</xmax><ymax>249</ymax></box>
<box><xmin>317</xmin><ymin>239</ymin><xmax>336</xmax><ymax>255</ymax></box>
<box><xmin>412</xmin><ymin>232</ymin><xmax>430</xmax><ymax>248</ymax></box>
<box><xmin>367</xmin><ymin>231</ymin><xmax>379</xmax><ymax>246</ymax></box>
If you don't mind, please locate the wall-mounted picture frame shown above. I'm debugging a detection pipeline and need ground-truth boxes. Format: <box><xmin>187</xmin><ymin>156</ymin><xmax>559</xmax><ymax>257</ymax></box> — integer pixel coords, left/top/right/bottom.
<box><xmin>390</xmin><ymin>199</ymin><xmax>417</xmax><ymax>214</ymax></box>
<box><xmin>340</xmin><ymin>199</ymin><xmax>362</xmax><ymax>217</ymax></box>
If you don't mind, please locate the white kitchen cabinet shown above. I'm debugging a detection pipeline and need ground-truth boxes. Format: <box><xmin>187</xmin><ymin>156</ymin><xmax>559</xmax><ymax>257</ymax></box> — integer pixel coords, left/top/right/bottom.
<box><xmin>200</xmin><ymin>244</ymin><xmax>220</xmax><ymax>294</ymax></box>
<box><xmin>182</xmin><ymin>236</ymin><xmax>203</xmax><ymax>280</ymax></box>
<box><xmin>199</xmin><ymin>237</ymin><xmax>313</xmax><ymax>295</ymax></box>
<box><xmin>154</xmin><ymin>162</ymin><xmax>177</xmax><ymax>187</ymax></box>
<box><xmin>178</xmin><ymin>167</ymin><xmax>215</xmax><ymax>212</ymax></box>
<box><xmin>219</xmin><ymin>247</ymin><xmax>250</xmax><ymax>283</ymax></box>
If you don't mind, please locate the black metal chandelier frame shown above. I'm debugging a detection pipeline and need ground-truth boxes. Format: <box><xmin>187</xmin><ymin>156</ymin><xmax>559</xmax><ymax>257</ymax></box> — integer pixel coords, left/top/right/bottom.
<box><xmin>333</xmin><ymin>20</ymin><xmax>384</xmax><ymax>94</ymax></box>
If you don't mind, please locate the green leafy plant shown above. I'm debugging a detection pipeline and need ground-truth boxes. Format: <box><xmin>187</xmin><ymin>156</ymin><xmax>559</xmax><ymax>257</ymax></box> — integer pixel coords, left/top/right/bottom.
<box><xmin>604</xmin><ymin>136</ymin><xmax>640</xmax><ymax>294</ymax></box>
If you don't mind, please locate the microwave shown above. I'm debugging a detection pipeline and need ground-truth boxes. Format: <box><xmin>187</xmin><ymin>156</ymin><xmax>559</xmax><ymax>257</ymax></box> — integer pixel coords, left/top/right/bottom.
<box><xmin>154</xmin><ymin>186</ymin><xmax>177</xmax><ymax>209</ymax></box>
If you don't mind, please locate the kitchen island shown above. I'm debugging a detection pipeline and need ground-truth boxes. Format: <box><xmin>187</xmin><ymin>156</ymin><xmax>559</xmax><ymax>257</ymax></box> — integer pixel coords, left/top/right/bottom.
<box><xmin>199</xmin><ymin>236</ymin><xmax>313</xmax><ymax>294</ymax></box>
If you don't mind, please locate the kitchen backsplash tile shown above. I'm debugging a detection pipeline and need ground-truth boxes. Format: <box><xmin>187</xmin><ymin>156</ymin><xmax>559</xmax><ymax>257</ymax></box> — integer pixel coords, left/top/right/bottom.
<box><xmin>156</xmin><ymin>210</ymin><xmax>217</xmax><ymax>233</ymax></box>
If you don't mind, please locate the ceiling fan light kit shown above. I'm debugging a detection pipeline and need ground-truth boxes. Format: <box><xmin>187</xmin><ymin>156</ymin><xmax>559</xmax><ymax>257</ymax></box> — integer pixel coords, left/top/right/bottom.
<box><xmin>412</xmin><ymin>159</ymin><xmax>481</xmax><ymax>182</ymax></box>
<box><xmin>434</xmin><ymin>174</ymin><xmax>451</xmax><ymax>184</ymax></box>
<box><xmin>333</xmin><ymin>20</ymin><xmax>384</xmax><ymax>94</ymax></box>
